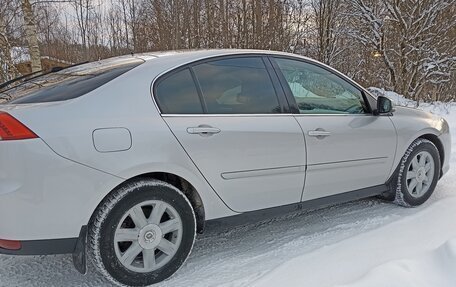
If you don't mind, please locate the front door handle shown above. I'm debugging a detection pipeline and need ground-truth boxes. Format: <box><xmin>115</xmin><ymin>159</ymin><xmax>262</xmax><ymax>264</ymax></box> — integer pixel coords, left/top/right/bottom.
<box><xmin>187</xmin><ymin>126</ymin><xmax>221</xmax><ymax>136</ymax></box>
<box><xmin>308</xmin><ymin>129</ymin><xmax>331</xmax><ymax>138</ymax></box>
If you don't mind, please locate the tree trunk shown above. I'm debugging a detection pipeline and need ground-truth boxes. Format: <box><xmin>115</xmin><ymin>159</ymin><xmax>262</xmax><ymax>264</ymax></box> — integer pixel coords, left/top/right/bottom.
<box><xmin>21</xmin><ymin>0</ymin><xmax>42</xmax><ymax>72</ymax></box>
<box><xmin>0</xmin><ymin>15</ymin><xmax>19</xmax><ymax>81</ymax></box>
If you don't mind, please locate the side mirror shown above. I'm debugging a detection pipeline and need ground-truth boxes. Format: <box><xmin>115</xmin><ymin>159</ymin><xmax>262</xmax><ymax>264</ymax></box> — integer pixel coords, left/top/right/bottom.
<box><xmin>375</xmin><ymin>96</ymin><xmax>393</xmax><ymax>115</ymax></box>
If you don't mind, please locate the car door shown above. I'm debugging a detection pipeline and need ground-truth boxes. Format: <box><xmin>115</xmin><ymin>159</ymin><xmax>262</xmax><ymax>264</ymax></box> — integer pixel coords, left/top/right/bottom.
<box><xmin>271</xmin><ymin>57</ymin><xmax>397</xmax><ymax>201</ymax></box>
<box><xmin>155</xmin><ymin>56</ymin><xmax>306</xmax><ymax>213</ymax></box>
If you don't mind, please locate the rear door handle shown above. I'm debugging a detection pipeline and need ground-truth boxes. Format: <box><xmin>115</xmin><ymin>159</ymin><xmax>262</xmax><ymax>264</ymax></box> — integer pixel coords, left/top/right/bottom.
<box><xmin>308</xmin><ymin>129</ymin><xmax>331</xmax><ymax>138</ymax></box>
<box><xmin>187</xmin><ymin>126</ymin><xmax>221</xmax><ymax>135</ymax></box>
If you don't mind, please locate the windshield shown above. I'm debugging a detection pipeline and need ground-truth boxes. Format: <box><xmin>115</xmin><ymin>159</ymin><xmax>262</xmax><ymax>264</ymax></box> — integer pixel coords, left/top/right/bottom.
<box><xmin>0</xmin><ymin>57</ymin><xmax>144</xmax><ymax>104</ymax></box>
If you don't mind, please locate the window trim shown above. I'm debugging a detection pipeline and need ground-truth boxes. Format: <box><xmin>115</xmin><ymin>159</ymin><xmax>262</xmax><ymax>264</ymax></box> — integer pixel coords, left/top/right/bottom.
<box><xmin>262</xmin><ymin>56</ymin><xmax>291</xmax><ymax>114</ymax></box>
<box><xmin>269</xmin><ymin>56</ymin><xmax>374</xmax><ymax>115</ymax></box>
<box><xmin>160</xmin><ymin>113</ymin><xmax>371</xmax><ymax>118</ymax></box>
<box><xmin>189</xmin><ymin>67</ymin><xmax>208</xmax><ymax>113</ymax></box>
<box><xmin>152</xmin><ymin>54</ymin><xmax>290</xmax><ymax>115</ymax></box>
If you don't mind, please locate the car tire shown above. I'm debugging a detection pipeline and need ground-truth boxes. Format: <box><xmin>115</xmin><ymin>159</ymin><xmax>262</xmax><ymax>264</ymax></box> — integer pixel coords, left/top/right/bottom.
<box><xmin>88</xmin><ymin>179</ymin><xmax>196</xmax><ymax>286</ymax></box>
<box><xmin>393</xmin><ymin>138</ymin><xmax>441</xmax><ymax>207</ymax></box>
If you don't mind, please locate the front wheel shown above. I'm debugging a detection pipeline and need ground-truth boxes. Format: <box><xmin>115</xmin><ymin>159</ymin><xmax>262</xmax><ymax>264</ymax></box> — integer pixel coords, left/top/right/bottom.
<box><xmin>89</xmin><ymin>180</ymin><xmax>196</xmax><ymax>286</ymax></box>
<box><xmin>394</xmin><ymin>138</ymin><xmax>441</xmax><ymax>207</ymax></box>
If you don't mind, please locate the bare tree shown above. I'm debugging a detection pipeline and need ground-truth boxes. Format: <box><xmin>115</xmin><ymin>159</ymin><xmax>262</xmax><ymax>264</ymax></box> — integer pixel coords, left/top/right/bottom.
<box><xmin>2</xmin><ymin>0</ymin><xmax>454</xmax><ymax>101</ymax></box>
<box><xmin>0</xmin><ymin>6</ymin><xmax>20</xmax><ymax>81</ymax></box>
<box><xmin>312</xmin><ymin>0</ymin><xmax>345</xmax><ymax>65</ymax></box>
<box><xmin>348</xmin><ymin>0</ymin><xmax>456</xmax><ymax>101</ymax></box>
<box><xmin>73</xmin><ymin>0</ymin><xmax>91</xmax><ymax>59</ymax></box>
<box><xmin>22</xmin><ymin>0</ymin><xmax>42</xmax><ymax>72</ymax></box>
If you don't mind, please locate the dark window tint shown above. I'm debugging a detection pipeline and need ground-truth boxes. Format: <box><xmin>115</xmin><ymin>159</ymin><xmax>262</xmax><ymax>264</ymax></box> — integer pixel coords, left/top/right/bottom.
<box><xmin>275</xmin><ymin>58</ymin><xmax>367</xmax><ymax>114</ymax></box>
<box><xmin>0</xmin><ymin>57</ymin><xmax>143</xmax><ymax>104</ymax></box>
<box><xmin>193</xmin><ymin>57</ymin><xmax>280</xmax><ymax>114</ymax></box>
<box><xmin>155</xmin><ymin>68</ymin><xmax>203</xmax><ymax>114</ymax></box>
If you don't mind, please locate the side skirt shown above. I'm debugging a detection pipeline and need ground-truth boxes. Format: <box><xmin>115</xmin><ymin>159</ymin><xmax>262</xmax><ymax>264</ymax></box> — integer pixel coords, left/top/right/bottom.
<box><xmin>206</xmin><ymin>184</ymin><xmax>389</xmax><ymax>228</ymax></box>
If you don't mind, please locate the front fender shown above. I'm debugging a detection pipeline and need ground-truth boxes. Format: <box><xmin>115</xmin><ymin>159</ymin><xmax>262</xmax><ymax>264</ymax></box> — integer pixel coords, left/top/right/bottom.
<box><xmin>388</xmin><ymin>106</ymin><xmax>447</xmax><ymax>178</ymax></box>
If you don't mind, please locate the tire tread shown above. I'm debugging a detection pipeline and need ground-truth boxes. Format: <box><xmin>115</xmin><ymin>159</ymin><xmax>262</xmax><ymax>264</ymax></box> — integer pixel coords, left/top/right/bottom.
<box><xmin>394</xmin><ymin>138</ymin><xmax>440</xmax><ymax>207</ymax></box>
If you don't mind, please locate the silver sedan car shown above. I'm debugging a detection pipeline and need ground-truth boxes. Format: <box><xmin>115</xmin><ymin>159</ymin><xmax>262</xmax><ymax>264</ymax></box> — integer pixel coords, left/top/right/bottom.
<box><xmin>0</xmin><ymin>50</ymin><xmax>450</xmax><ymax>286</ymax></box>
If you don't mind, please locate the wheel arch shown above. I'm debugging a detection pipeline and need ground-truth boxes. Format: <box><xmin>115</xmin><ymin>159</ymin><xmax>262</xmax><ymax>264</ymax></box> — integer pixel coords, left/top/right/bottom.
<box><xmin>89</xmin><ymin>172</ymin><xmax>206</xmax><ymax>234</ymax></box>
<box><xmin>418</xmin><ymin>133</ymin><xmax>445</xmax><ymax>177</ymax></box>
<box><xmin>391</xmin><ymin>128</ymin><xmax>444</xmax><ymax>179</ymax></box>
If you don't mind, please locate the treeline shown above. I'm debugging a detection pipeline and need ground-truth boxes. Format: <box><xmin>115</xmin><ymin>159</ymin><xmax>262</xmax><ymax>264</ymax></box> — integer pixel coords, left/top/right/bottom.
<box><xmin>0</xmin><ymin>0</ymin><xmax>455</xmax><ymax>102</ymax></box>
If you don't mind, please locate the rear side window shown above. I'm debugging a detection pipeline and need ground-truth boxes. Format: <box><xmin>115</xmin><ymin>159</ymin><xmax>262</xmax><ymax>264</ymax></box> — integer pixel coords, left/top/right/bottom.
<box><xmin>192</xmin><ymin>57</ymin><xmax>280</xmax><ymax>114</ymax></box>
<box><xmin>0</xmin><ymin>57</ymin><xmax>143</xmax><ymax>104</ymax></box>
<box><xmin>155</xmin><ymin>68</ymin><xmax>203</xmax><ymax>114</ymax></box>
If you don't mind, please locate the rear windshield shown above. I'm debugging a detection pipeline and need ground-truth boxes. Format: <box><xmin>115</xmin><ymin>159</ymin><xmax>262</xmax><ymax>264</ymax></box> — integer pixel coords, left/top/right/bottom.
<box><xmin>0</xmin><ymin>57</ymin><xmax>143</xmax><ymax>104</ymax></box>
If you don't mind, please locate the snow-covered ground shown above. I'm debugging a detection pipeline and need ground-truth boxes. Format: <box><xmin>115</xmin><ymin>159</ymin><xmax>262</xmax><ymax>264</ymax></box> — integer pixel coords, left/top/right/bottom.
<box><xmin>1</xmin><ymin>91</ymin><xmax>456</xmax><ymax>287</ymax></box>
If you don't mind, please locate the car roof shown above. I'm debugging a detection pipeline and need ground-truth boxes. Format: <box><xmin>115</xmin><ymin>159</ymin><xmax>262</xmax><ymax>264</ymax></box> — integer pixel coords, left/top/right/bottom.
<box><xmin>131</xmin><ymin>49</ymin><xmax>341</xmax><ymax>78</ymax></box>
<box><xmin>133</xmin><ymin>49</ymin><xmax>314</xmax><ymax>63</ymax></box>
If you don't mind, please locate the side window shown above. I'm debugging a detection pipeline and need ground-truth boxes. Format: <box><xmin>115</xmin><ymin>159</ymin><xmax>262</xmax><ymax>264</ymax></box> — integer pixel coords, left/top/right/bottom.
<box><xmin>155</xmin><ymin>68</ymin><xmax>203</xmax><ymax>114</ymax></box>
<box><xmin>192</xmin><ymin>57</ymin><xmax>281</xmax><ymax>114</ymax></box>
<box><xmin>274</xmin><ymin>58</ymin><xmax>368</xmax><ymax>114</ymax></box>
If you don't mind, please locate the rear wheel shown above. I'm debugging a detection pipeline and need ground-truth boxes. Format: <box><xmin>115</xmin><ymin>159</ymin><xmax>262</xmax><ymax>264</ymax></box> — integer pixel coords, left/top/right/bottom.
<box><xmin>394</xmin><ymin>139</ymin><xmax>441</xmax><ymax>207</ymax></box>
<box><xmin>89</xmin><ymin>180</ymin><xmax>196</xmax><ymax>286</ymax></box>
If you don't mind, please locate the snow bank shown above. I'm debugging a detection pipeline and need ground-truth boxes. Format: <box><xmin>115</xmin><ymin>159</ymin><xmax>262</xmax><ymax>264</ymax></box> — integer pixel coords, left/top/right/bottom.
<box><xmin>338</xmin><ymin>239</ymin><xmax>456</xmax><ymax>287</ymax></box>
<box><xmin>368</xmin><ymin>87</ymin><xmax>417</xmax><ymax>107</ymax></box>
<box><xmin>250</xmin><ymin>196</ymin><xmax>456</xmax><ymax>287</ymax></box>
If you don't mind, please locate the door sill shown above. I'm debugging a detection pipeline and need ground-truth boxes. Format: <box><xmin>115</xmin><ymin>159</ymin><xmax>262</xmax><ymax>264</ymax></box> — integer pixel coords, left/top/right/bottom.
<box><xmin>206</xmin><ymin>184</ymin><xmax>389</xmax><ymax>228</ymax></box>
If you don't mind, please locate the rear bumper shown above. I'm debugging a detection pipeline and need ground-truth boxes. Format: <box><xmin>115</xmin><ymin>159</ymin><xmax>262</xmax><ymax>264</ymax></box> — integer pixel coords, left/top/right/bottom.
<box><xmin>0</xmin><ymin>138</ymin><xmax>123</xmax><ymax>242</ymax></box>
<box><xmin>0</xmin><ymin>237</ymin><xmax>78</xmax><ymax>255</ymax></box>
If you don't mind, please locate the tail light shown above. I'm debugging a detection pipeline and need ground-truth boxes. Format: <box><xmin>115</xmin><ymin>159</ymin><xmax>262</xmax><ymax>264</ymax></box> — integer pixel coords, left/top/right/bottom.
<box><xmin>0</xmin><ymin>239</ymin><xmax>22</xmax><ymax>250</ymax></box>
<box><xmin>0</xmin><ymin>112</ymin><xmax>38</xmax><ymax>141</ymax></box>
